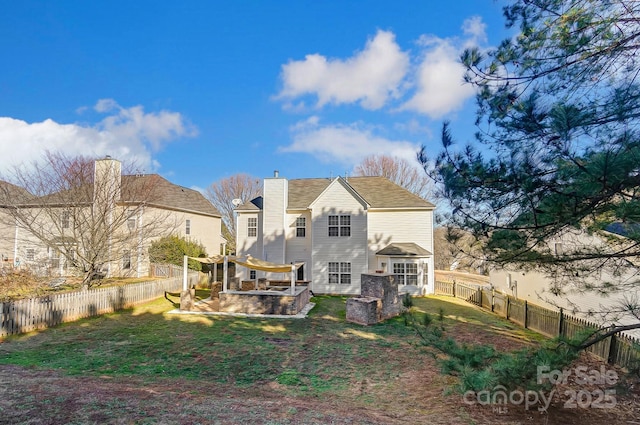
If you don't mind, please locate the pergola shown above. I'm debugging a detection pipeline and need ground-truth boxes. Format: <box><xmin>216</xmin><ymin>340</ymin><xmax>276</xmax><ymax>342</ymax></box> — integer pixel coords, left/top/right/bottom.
<box><xmin>183</xmin><ymin>254</ymin><xmax>302</xmax><ymax>294</ymax></box>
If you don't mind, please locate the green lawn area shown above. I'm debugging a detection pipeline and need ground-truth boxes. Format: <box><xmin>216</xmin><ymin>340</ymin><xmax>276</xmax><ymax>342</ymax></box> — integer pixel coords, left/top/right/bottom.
<box><xmin>0</xmin><ymin>294</ymin><xmax>539</xmax><ymax>388</ymax></box>
<box><xmin>2</xmin><ymin>294</ymin><xmax>624</xmax><ymax>425</ymax></box>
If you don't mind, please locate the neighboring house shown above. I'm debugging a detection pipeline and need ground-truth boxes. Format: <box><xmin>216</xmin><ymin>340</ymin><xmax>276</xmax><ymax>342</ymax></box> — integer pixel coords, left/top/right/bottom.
<box><xmin>0</xmin><ymin>157</ymin><xmax>222</xmax><ymax>278</ymax></box>
<box><xmin>0</xmin><ymin>181</ymin><xmax>35</xmax><ymax>270</ymax></box>
<box><xmin>235</xmin><ymin>172</ymin><xmax>436</xmax><ymax>295</ymax></box>
<box><xmin>489</xmin><ymin>227</ymin><xmax>640</xmax><ymax>338</ymax></box>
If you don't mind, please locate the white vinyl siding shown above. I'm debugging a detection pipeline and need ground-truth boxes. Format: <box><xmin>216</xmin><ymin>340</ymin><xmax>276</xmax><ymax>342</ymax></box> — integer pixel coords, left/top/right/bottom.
<box><xmin>368</xmin><ymin>209</ymin><xmax>435</xmax><ymax>294</ymax></box>
<box><xmin>235</xmin><ymin>211</ymin><xmax>263</xmax><ymax>278</ymax></box>
<box><xmin>311</xmin><ymin>180</ymin><xmax>367</xmax><ymax>295</ymax></box>
<box><xmin>285</xmin><ymin>211</ymin><xmax>312</xmax><ymax>283</ymax></box>
<box><xmin>263</xmin><ymin>178</ymin><xmax>287</xmax><ymax>264</ymax></box>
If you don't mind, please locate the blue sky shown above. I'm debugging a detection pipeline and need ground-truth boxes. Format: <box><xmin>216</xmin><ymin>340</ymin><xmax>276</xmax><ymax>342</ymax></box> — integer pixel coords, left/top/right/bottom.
<box><xmin>0</xmin><ymin>1</ymin><xmax>511</xmax><ymax>192</ymax></box>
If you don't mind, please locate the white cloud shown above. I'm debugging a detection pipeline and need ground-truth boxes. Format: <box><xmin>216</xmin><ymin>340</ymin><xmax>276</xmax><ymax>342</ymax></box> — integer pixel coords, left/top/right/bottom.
<box><xmin>400</xmin><ymin>17</ymin><xmax>486</xmax><ymax>117</ymax></box>
<box><xmin>462</xmin><ymin>16</ymin><xmax>488</xmax><ymax>46</ymax></box>
<box><xmin>0</xmin><ymin>99</ymin><xmax>196</xmax><ymax>173</ymax></box>
<box><xmin>277</xmin><ymin>30</ymin><xmax>409</xmax><ymax>110</ymax></box>
<box><xmin>280</xmin><ymin>118</ymin><xmax>420</xmax><ymax>167</ymax></box>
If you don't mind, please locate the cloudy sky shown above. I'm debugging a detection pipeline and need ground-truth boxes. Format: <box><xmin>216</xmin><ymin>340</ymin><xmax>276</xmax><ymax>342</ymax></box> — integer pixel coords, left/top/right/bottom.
<box><xmin>0</xmin><ymin>1</ymin><xmax>511</xmax><ymax>191</ymax></box>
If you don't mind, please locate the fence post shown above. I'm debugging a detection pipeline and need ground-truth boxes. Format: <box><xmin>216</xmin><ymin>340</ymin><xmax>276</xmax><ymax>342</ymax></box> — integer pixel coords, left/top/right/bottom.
<box><xmin>452</xmin><ymin>281</ymin><xmax>456</xmax><ymax>298</ymax></box>
<box><xmin>491</xmin><ymin>287</ymin><xmax>495</xmax><ymax>312</ymax></box>
<box><xmin>558</xmin><ymin>308</ymin><xmax>564</xmax><ymax>337</ymax></box>
<box><xmin>505</xmin><ymin>296</ymin><xmax>510</xmax><ymax>320</ymax></box>
<box><xmin>607</xmin><ymin>326</ymin><xmax>617</xmax><ymax>365</ymax></box>
<box><xmin>524</xmin><ymin>300</ymin><xmax>528</xmax><ymax>329</ymax></box>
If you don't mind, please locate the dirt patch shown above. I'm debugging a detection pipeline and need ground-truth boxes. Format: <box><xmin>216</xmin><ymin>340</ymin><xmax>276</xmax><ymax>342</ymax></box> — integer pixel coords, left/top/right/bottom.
<box><xmin>1</xmin><ymin>353</ymin><xmax>638</xmax><ymax>424</ymax></box>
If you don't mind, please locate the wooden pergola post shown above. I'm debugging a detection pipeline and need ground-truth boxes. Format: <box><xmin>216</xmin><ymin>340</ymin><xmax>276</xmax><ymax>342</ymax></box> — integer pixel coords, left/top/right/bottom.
<box><xmin>223</xmin><ymin>255</ymin><xmax>228</xmax><ymax>292</ymax></box>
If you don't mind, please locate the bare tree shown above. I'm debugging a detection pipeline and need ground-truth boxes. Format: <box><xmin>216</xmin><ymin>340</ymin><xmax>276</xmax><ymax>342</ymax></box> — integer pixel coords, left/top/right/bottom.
<box><xmin>204</xmin><ymin>174</ymin><xmax>262</xmax><ymax>253</ymax></box>
<box><xmin>433</xmin><ymin>226</ymin><xmax>485</xmax><ymax>273</ymax></box>
<box><xmin>0</xmin><ymin>152</ymin><xmax>178</xmax><ymax>287</ymax></box>
<box><xmin>353</xmin><ymin>155</ymin><xmax>433</xmax><ymax>200</ymax></box>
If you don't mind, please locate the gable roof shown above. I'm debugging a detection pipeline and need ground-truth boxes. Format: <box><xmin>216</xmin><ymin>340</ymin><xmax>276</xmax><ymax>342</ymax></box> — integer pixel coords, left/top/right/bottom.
<box><xmin>236</xmin><ymin>196</ymin><xmax>263</xmax><ymax>211</ymax></box>
<box><xmin>287</xmin><ymin>176</ymin><xmax>434</xmax><ymax>210</ymax></box>
<box><xmin>308</xmin><ymin>177</ymin><xmax>369</xmax><ymax>210</ymax></box>
<box><xmin>376</xmin><ymin>242</ymin><xmax>432</xmax><ymax>257</ymax></box>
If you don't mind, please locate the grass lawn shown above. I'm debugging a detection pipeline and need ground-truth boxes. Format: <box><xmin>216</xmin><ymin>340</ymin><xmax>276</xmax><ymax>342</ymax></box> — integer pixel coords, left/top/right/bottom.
<box><xmin>0</xmin><ymin>295</ymin><xmax>636</xmax><ymax>424</ymax></box>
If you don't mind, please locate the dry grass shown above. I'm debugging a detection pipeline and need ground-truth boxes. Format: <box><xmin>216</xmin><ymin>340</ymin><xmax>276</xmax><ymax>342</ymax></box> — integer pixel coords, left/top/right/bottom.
<box><xmin>1</xmin><ymin>295</ymin><xmax>638</xmax><ymax>424</ymax></box>
<box><xmin>0</xmin><ymin>268</ymin><xmax>151</xmax><ymax>302</ymax></box>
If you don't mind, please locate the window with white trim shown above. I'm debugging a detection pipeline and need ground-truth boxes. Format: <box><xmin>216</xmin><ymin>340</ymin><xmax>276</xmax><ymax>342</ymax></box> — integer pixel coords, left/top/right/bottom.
<box><xmin>328</xmin><ymin>261</ymin><xmax>351</xmax><ymax>284</ymax></box>
<box><xmin>185</xmin><ymin>219</ymin><xmax>191</xmax><ymax>235</ymax></box>
<box><xmin>123</xmin><ymin>250</ymin><xmax>131</xmax><ymax>269</ymax></box>
<box><xmin>127</xmin><ymin>209</ymin><xmax>136</xmax><ymax>231</ymax></box>
<box><xmin>393</xmin><ymin>262</ymin><xmax>418</xmax><ymax>285</ymax></box>
<box><xmin>49</xmin><ymin>247</ymin><xmax>60</xmax><ymax>269</ymax></box>
<box><xmin>328</xmin><ymin>214</ymin><xmax>350</xmax><ymax>237</ymax></box>
<box><xmin>26</xmin><ymin>249</ymin><xmax>35</xmax><ymax>261</ymax></box>
<box><xmin>250</xmin><ymin>270</ymin><xmax>256</xmax><ymax>280</ymax></box>
<box><xmin>296</xmin><ymin>217</ymin><xmax>306</xmax><ymax>237</ymax></box>
<box><xmin>247</xmin><ymin>217</ymin><xmax>257</xmax><ymax>237</ymax></box>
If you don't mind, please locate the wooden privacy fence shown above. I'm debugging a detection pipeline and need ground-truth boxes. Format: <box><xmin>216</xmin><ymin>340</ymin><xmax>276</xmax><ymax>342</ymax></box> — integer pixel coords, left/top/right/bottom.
<box><xmin>434</xmin><ymin>280</ymin><xmax>640</xmax><ymax>370</ymax></box>
<box><xmin>0</xmin><ymin>266</ymin><xmax>199</xmax><ymax>338</ymax></box>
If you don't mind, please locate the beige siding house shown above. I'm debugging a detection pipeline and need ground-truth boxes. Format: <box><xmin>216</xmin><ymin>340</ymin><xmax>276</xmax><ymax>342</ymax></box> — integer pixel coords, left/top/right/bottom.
<box><xmin>489</xmin><ymin>229</ymin><xmax>640</xmax><ymax>338</ymax></box>
<box><xmin>235</xmin><ymin>173</ymin><xmax>435</xmax><ymax>295</ymax></box>
<box><xmin>0</xmin><ymin>157</ymin><xmax>222</xmax><ymax>278</ymax></box>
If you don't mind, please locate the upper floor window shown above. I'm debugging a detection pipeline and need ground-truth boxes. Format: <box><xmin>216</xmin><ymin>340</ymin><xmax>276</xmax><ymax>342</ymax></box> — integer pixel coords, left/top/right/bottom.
<box><xmin>61</xmin><ymin>210</ymin><xmax>70</xmax><ymax>229</ymax></box>
<box><xmin>296</xmin><ymin>217</ymin><xmax>306</xmax><ymax>237</ymax></box>
<box><xmin>127</xmin><ymin>209</ymin><xmax>136</xmax><ymax>231</ymax></box>
<box><xmin>247</xmin><ymin>217</ymin><xmax>257</xmax><ymax>237</ymax></box>
<box><xmin>26</xmin><ymin>248</ymin><xmax>35</xmax><ymax>261</ymax></box>
<box><xmin>328</xmin><ymin>215</ymin><xmax>350</xmax><ymax>237</ymax></box>
<box><xmin>249</xmin><ymin>270</ymin><xmax>256</xmax><ymax>280</ymax></box>
<box><xmin>185</xmin><ymin>219</ymin><xmax>191</xmax><ymax>235</ymax></box>
<box><xmin>328</xmin><ymin>261</ymin><xmax>351</xmax><ymax>284</ymax></box>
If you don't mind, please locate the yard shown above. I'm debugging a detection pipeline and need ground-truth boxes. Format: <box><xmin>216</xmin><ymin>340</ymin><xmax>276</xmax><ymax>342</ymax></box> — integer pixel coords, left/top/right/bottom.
<box><xmin>0</xmin><ymin>294</ymin><xmax>638</xmax><ymax>424</ymax></box>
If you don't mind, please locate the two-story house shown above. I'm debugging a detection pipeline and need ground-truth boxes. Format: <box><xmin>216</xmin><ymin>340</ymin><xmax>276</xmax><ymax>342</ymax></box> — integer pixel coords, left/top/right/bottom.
<box><xmin>0</xmin><ymin>157</ymin><xmax>222</xmax><ymax>278</ymax></box>
<box><xmin>235</xmin><ymin>172</ymin><xmax>436</xmax><ymax>295</ymax></box>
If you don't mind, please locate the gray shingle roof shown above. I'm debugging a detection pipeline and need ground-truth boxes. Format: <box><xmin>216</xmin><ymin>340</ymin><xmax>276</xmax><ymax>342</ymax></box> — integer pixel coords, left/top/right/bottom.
<box><xmin>287</xmin><ymin>178</ymin><xmax>334</xmax><ymax>209</ymax></box>
<box><xmin>376</xmin><ymin>242</ymin><xmax>432</xmax><ymax>256</ymax></box>
<box><xmin>123</xmin><ymin>175</ymin><xmax>221</xmax><ymax>217</ymax></box>
<box><xmin>0</xmin><ymin>180</ymin><xmax>36</xmax><ymax>205</ymax></box>
<box><xmin>0</xmin><ymin>175</ymin><xmax>220</xmax><ymax>217</ymax></box>
<box><xmin>287</xmin><ymin>176</ymin><xmax>434</xmax><ymax>209</ymax></box>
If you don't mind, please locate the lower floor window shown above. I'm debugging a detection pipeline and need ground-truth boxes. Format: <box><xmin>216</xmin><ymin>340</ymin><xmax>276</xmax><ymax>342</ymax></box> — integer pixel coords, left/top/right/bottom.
<box><xmin>393</xmin><ymin>262</ymin><xmax>418</xmax><ymax>285</ymax></box>
<box><xmin>123</xmin><ymin>251</ymin><xmax>131</xmax><ymax>269</ymax></box>
<box><xmin>328</xmin><ymin>262</ymin><xmax>351</xmax><ymax>284</ymax></box>
<box><xmin>250</xmin><ymin>270</ymin><xmax>256</xmax><ymax>280</ymax></box>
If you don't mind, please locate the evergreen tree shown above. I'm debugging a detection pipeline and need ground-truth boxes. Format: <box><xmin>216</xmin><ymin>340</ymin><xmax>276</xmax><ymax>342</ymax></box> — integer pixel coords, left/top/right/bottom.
<box><xmin>422</xmin><ymin>0</ymin><xmax>640</xmax><ymax>340</ymax></box>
